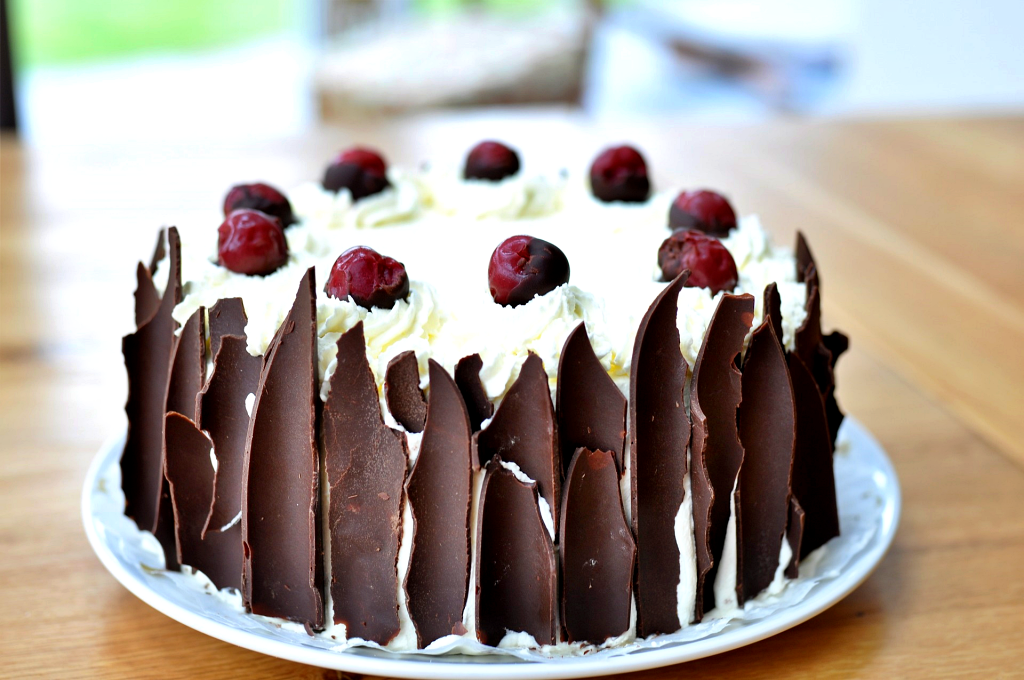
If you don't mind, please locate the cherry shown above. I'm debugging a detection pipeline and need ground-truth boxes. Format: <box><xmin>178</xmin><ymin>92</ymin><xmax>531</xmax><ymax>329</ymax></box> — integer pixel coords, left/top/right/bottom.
<box><xmin>325</xmin><ymin>246</ymin><xmax>409</xmax><ymax>309</ymax></box>
<box><xmin>223</xmin><ymin>182</ymin><xmax>296</xmax><ymax>227</ymax></box>
<box><xmin>463</xmin><ymin>140</ymin><xmax>521</xmax><ymax>182</ymax></box>
<box><xmin>658</xmin><ymin>229</ymin><xmax>738</xmax><ymax>294</ymax></box>
<box><xmin>668</xmin><ymin>189</ymin><xmax>736</xmax><ymax>236</ymax></box>
<box><xmin>322</xmin><ymin>147</ymin><xmax>390</xmax><ymax>200</ymax></box>
<box><xmin>589</xmin><ymin>145</ymin><xmax>650</xmax><ymax>203</ymax></box>
<box><xmin>488</xmin><ymin>235</ymin><xmax>570</xmax><ymax>307</ymax></box>
<box><xmin>217</xmin><ymin>209</ymin><xmax>289</xmax><ymax>276</ymax></box>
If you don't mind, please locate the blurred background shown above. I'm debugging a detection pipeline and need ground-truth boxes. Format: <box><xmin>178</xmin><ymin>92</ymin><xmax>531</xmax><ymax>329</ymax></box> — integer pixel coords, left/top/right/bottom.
<box><xmin>3</xmin><ymin>0</ymin><xmax>1023</xmax><ymax>142</ymax></box>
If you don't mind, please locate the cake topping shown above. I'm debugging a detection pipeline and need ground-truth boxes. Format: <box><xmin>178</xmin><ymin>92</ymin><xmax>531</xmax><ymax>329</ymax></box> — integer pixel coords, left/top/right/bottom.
<box><xmin>133</xmin><ymin>262</ymin><xmax>160</xmax><ymax>329</ymax></box>
<box><xmin>325</xmin><ymin>246</ymin><xmax>410</xmax><ymax>310</ymax></box>
<box><xmin>476</xmin><ymin>459</ymin><xmax>558</xmax><ymax>646</ymax></box>
<box><xmin>629</xmin><ymin>272</ymin><xmax>691</xmax><ymax>636</ymax></box>
<box><xmin>658</xmin><ymin>229</ymin><xmax>738</xmax><ymax>294</ymax></box>
<box><xmin>463</xmin><ymin>140</ymin><xmax>521</xmax><ymax>182</ymax></box>
<box><xmin>241</xmin><ymin>268</ymin><xmax>323</xmax><ymax>629</ymax></box>
<box><xmin>223</xmin><ymin>182</ymin><xmax>296</xmax><ymax>227</ymax></box>
<box><xmin>589</xmin><ymin>145</ymin><xmax>650</xmax><ymax>203</ymax></box>
<box><xmin>560</xmin><ymin>447</ymin><xmax>636</xmax><ymax>645</ymax></box>
<box><xmin>406</xmin><ymin>359</ymin><xmax>474</xmax><ymax>647</ymax></box>
<box><xmin>148</xmin><ymin>227</ymin><xmax>166</xmax><ymax>275</ymax></box>
<box><xmin>454</xmin><ymin>354</ymin><xmax>494</xmax><ymax>432</ymax></box>
<box><xmin>668</xmin><ymin>190</ymin><xmax>737</xmax><ymax>236</ymax></box>
<box><xmin>207</xmin><ymin>298</ymin><xmax>248</xmax><ymax>366</ymax></box>
<box><xmin>786</xmin><ymin>497</ymin><xmax>805</xmax><ymax>579</ymax></box>
<box><xmin>556</xmin><ymin>322</ymin><xmax>627</xmax><ymax>473</ymax></box>
<box><xmin>487</xmin><ymin>235</ymin><xmax>570</xmax><ymax>307</ymax></box>
<box><xmin>217</xmin><ymin>209</ymin><xmax>289</xmax><ymax>276</ymax></box>
<box><xmin>689</xmin><ymin>293</ymin><xmax>754</xmax><ymax>620</ymax></box>
<box><xmin>384</xmin><ymin>350</ymin><xmax>427</xmax><ymax>433</ymax></box>
<box><xmin>321</xmin><ymin>322</ymin><xmax>407</xmax><ymax>645</ymax></box>
<box><xmin>322</xmin><ymin>146</ymin><xmax>391</xmax><ymax>200</ymax></box>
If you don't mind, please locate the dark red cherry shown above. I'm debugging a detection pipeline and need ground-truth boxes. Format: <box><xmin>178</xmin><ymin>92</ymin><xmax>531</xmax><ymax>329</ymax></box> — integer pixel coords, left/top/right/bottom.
<box><xmin>658</xmin><ymin>229</ymin><xmax>738</xmax><ymax>294</ymax></box>
<box><xmin>488</xmin><ymin>235</ymin><xmax>570</xmax><ymax>307</ymax></box>
<box><xmin>325</xmin><ymin>246</ymin><xmax>409</xmax><ymax>309</ymax></box>
<box><xmin>322</xmin><ymin>147</ymin><xmax>390</xmax><ymax>200</ymax></box>
<box><xmin>668</xmin><ymin>189</ymin><xmax>736</xmax><ymax>236</ymax></box>
<box><xmin>223</xmin><ymin>182</ymin><xmax>296</xmax><ymax>227</ymax></box>
<box><xmin>589</xmin><ymin>145</ymin><xmax>650</xmax><ymax>203</ymax></box>
<box><xmin>463</xmin><ymin>140</ymin><xmax>521</xmax><ymax>182</ymax></box>
<box><xmin>217</xmin><ymin>209</ymin><xmax>289</xmax><ymax>276</ymax></box>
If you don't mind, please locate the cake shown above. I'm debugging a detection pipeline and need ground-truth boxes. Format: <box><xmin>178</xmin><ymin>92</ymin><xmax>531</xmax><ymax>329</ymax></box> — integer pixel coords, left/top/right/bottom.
<box><xmin>119</xmin><ymin>140</ymin><xmax>847</xmax><ymax>653</ymax></box>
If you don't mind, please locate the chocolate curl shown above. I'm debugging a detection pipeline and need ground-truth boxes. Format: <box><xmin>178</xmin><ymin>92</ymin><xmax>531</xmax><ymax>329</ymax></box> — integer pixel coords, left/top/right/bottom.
<box><xmin>384</xmin><ymin>350</ymin><xmax>428</xmax><ymax>433</ymax></box>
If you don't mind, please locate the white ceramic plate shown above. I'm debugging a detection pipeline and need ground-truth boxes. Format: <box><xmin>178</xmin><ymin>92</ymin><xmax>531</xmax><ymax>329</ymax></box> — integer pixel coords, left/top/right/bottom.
<box><xmin>83</xmin><ymin>417</ymin><xmax>899</xmax><ymax>679</ymax></box>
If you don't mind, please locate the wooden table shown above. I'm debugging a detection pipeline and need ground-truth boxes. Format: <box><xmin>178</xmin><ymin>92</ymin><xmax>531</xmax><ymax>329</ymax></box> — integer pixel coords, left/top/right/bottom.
<box><xmin>2</xmin><ymin>115</ymin><xmax>1022</xmax><ymax>678</ymax></box>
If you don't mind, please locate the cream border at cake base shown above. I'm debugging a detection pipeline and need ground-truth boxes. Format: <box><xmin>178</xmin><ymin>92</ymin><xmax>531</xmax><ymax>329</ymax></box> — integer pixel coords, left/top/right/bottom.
<box><xmin>82</xmin><ymin>417</ymin><xmax>900</xmax><ymax>680</ymax></box>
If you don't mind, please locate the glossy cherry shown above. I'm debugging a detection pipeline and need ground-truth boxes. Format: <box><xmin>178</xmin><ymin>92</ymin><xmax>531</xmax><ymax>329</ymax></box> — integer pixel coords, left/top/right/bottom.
<box><xmin>223</xmin><ymin>182</ymin><xmax>296</xmax><ymax>227</ymax></box>
<box><xmin>658</xmin><ymin>229</ymin><xmax>738</xmax><ymax>294</ymax></box>
<box><xmin>668</xmin><ymin>189</ymin><xmax>736</xmax><ymax>236</ymax></box>
<box><xmin>322</xmin><ymin>147</ymin><xmax>390</xmax><ymax>200</ymax></box>
<box><xmin>488</xmin><ymin>235</ymin><xmax>570</xmax><ymax>307</ymax></box>
<box><xmin>217</xmin><ymin>209</ymin><xmax>289</xmax><ymax>276</ymax></box>
<box><xmin>589</xmin><ymin>145</ymin><xmax>650</xmax><ymax>203</ymax></box>
<box><xmin>325</xmin><ymin>246</ymin><xmax>409</xmax><ymax>309</ymax></box>
<box><xmin>463</xmin><ymin>140</ymin><xmax>521</xmax><ymax>182</ymax></box>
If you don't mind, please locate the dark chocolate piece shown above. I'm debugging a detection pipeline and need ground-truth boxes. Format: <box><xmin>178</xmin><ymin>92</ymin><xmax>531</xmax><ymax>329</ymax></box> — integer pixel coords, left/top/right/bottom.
<box><xmin>164</xmin><ymin>412</ymin><xmax>242</xmax><ymax>590</ymax></box>
<box><xmin>406</xmin><ymin>359</ymin><xmax>474</xmax><ymax>646</ymax></box>
<box><xmin>785</xmin><ymin>496</ymin><xmax>805</xmax><ymax>579</ymax></box>
<box><xmin>556</xmin><ymin>322</ymin><xmax>627</xmax><ymax>473</ymax></box>
<box><xmin>795</xmin><ymin>231</ymin><xmax>815</xmax><ymax>284</ymax></box>
<box><xmin>736</xmin><ymin>320</ymin><xmax>795</xmax><ymax>604</ymax></box>
<box><xmin>476</xmin><ymin>459</ymin><xmax>557</xmax><ymax>646</ymax></box>
<box><xmin>823</xmin><ymin>330</ymin><xmax>849</xmax><ymax>446</ymax></box>
<box><xmin>560</xmin><ymin>448</ymin><xmax>635</xmax><ymax>644</ymax></box>
<box><xmin>134</xmin><ymin>262</ymin><xmax>160</xmax><ymax>329</ymax></box>
<box><xmin>475</xmin><ymin>353</ymin><xmax>560</xmax><ymax>535</ymax></box>
<box><xmin>148</xmin><ymin>228</ymin><xmax>166</xmax><ymax>275</ymax></box>
<box><xmin>198</xmin><ymin>333</ymin><xmax>260</xmax><ymax>539</ymax></box>
<box><xmin>689</xmin><ymin>293</ymin><xmax>754</xmax><ymax>620</ymax></box>
<box><xmin>795</xmin><ymin>266</ymin><xmax>846</xmax><ymax>447</ymax></box>
<box><xmin>241</xmin><ymin>268</ymin><xmax>323</xmax><ymax>628</ymax></box>
<box><xmin>788</xmin><ymin>352</ymin><xmax>840</xmax><ymax>558</ymax></box>
<box><xmin>322</xmin><ymin>322</ymin><xmax>406</xmax><ymax>645</ymax></box>
<box><xmin>454</xmin><ymin>354</ymin><xmax>493</xmax><ymax>432</ymax></box>
<box><xmin>763</xmin><ymin>282</ymin><xmax>783</xmax><ymax>344</ymax></box>
<box><xmin>121</xmin><ymin>227</ymin><xmax>181</xmax><ymax>539</ymax></box>
<box><xmin>384</xmin><ymin>350</ymin><xmax>427</xmax><ymax>433</ymax></box>
<box><xmin>629</xmin><ymin>272</ymin><xmax>691</xmax><ymax>636</ymax></box>
<box><xmin>208</xmin><ymin>298</ymin><xmax>248</xmax><ymax>365</ymax></box>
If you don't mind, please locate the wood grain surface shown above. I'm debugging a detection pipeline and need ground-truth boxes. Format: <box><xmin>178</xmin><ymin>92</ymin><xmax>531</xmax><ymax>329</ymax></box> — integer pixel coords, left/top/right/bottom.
<box><xmin>2</xmin><ymin>115</ymin><xmax>1022</xmax><ymax>679</ymax></box>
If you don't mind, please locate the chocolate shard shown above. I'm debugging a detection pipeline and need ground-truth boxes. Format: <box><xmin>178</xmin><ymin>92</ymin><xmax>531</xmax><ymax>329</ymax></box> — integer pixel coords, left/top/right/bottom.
<box><xmin>795</xmin><ymin>231</ymin><xmax>815</xmax><ymax>284</ymax></box>
<box><xmin>241</xmin><ymin>268</ymin><xmax>323</xmax><ymax>629</ymax></box>
<box><xmin>788</xmin><ymin>352</ymin><xmax>840</xmax><ymax>558</ymax></box>
<box><xmin>148</xmin><ymin>227</ymin><xmax>166</xmax><ymax>275</ymax></box>
<box><xmin>121</xmin><ymin>227</ymin><xmax>181</xmax><ymax>543</ymax></box>
<box><xmin>406</xmin><ymin>359</ymin><xmax>473</xmax><ymax>647</ymax></box>
<box><xmin>454</xmin><ymin>354</ymin><xmax>493</xmax><ymax>432</ymax></box>
<box><xmin>198</xmin><ymin>333</ymin><xmax>260</xmax><ymax>545</ymax></box>
<box><xmin>785</xmin><ymin>496</ymin><xmax>805</xmax><ymax>579</ymax></box>
<box><xmin>476</xmin><ymin>353</ymin><xmax>560</xmax><ymax>536</ymax></box>
<box><xmin>556</xmin><ymin>322</ymin><xmax>627</xmax><ymax>473</ymax></box>
<box><xmin>823</xmin><ymin>331</ymin><xmax>849</xmax><ymax>446</ymax></box>
<box><xmin>764</xmin><ymin>282</ymin><xmax>783</xmax><ymax>344</ymax></box>
<box><xmin>134</xmin><ymin>262</ymin><xmax>161</xmax><ymax>329</ymax></box>
<box><xmin>164</xmin><ymin>412</ymin><xmax>242</xmax><ymax>589</ymax></box>
<box><xmin>384</xmin><ymin>350</ymin><xmax>428</xmax><ymax>433</ymax></box>
<box><xmin>560</xmin><ymin>448</ymin><xmax>636</xmax><ymax>645</ymax></box>
<box><xmin>322</xmin><ymin>322</ymin><xmax>406</xmax><ymax>645</ymax></box>
<box><xmin>629</xmin><ymin>272</ymin><xmax>691</xmax><ymax>636</ymax></box>
<box><xmin>795</xmin><ymin>265</ymin><xmax>846</xmax><ymax>447</ymax></box>
<box><xmin>689</xmin><ymin>293</ymin><xmax>754</xmax><ymax>620</ymax></box>
<box><xmin>476</xmin><ymin>458</ymin><xmax>557</xmax><ymax>646</ymax></box>
<box><xmin>208</xmin><ymin>298</ymin><xmax>248</xmax><ymax>364</ymax></box>
<box><xmin>736</xmin><ymin>319</ymin><xmax>795</xmax><ymax>604</ymax></box>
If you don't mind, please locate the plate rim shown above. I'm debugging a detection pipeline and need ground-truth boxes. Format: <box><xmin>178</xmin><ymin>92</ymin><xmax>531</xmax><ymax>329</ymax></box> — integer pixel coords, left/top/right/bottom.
<box><xmin>82</xmin><ymin>416</ymin><xmax>900</xmax><ymax>680</ymax></box>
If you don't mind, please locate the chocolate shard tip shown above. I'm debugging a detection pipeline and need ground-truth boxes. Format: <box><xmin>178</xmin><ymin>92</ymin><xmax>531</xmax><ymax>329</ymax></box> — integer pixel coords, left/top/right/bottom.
<box><xmin>149</xmin><ymin>228</ymin><xmax>167</xmax><ymax>275</ymax></box>
<box><xmin>560</xmin><ymin>447</ymin><xmax>636</xmax><ymax>644</ymax></box>
<box><xmin>556</xmin><ymin>322</ymin><xmax>627</xmax><ymax>474</ymax></box>
<box><xmin>795</xmin><ymin>231</ymin><xmax>815</xmax><ymax>285</ymax></box>
<box><xmin>788</xmin><ymin>352</ymin><xmax>840</xmax><ymax>558</ymax></box>
<box><xmin>689</xmin><ymin>292</ymin><xmax>754</xmax><ymax>621</ymax></box>
<box><xmin>764</xmin><ymin>282</ymin><xmax>783</xmax><ymax>345</ymax></box>
<box><xmin>785</xmin><ymin>496</ymin><xmax>805</xmax><ymax>579</ymax></box>
<box><xmin>455</xmin><ymin>354</ymin><xmax>494</xmax><ymax>432</ymax></box>
<box><xmin>241</xmin><ymin>267</ymin><xmax>323</xmax><ymax>629</ymax></box>
<box><xmin>208</xmin><ymin>298</ymin><xmax>248</xmax><ymax>364</ymax></box>
<box><xmin>475</xmin><ymin>352</ymin><xmax>560</xmax><ymax>537</ymax></box>
<box><xmin>477</xmin><ymin>459</ymin><xmax>557</xmax><ymax>646</ymax></box>
<box><xmin>385</xmin><ymin>350</ymin><xmax>428</xmax><ymax>433</ymax></box>
<box><xmin>134</xmin><ymin>262</ymin><xmax>160</xmax><ymax>329</ymax></box>
<box><xmin>406</xmin><ymin>359</ymin><xmax>473</xmax><ymax>647</ymax></box>
<box><xmin>629</xmin><ymin>271</ymin><xmax>691</xmax><ymax>636</ymax></box>
<box><xmin>322</xmin><ymin>321</ymin><xmax>406</xmax><ymax>645</ymax></box>
<box><xmin>736</xmin><ymin>319</ymin><xmax>795</xmax><ymax>604</ymax></box>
